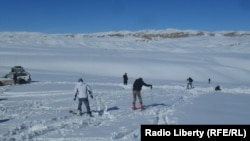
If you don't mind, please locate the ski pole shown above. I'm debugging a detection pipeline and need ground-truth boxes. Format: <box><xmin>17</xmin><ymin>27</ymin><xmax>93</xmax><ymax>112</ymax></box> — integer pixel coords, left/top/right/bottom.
<box><xmin>150</xmin><ymin>87</ymin><xmax>153</xmax><ymax>104</ymax></box>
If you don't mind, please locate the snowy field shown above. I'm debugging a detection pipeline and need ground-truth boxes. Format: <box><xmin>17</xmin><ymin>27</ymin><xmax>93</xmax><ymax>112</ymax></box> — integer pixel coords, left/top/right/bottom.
<box><xmin>0</xmin><ymin>30</ymin><xmax>250</xmax><ymax>140</ymax></box>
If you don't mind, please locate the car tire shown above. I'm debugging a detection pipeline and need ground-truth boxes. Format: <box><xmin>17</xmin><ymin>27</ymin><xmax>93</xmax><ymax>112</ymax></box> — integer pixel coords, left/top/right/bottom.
<box><xmin>19</xmin><ymin>79</ymin><xmax>25</xmax><ymax>84</ymax></box>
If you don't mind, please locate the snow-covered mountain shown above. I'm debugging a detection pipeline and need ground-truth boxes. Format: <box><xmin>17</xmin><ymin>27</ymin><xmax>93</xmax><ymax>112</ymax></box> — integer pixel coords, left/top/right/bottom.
<box><xmin>1</xmin><ymin>28</ymin><xmax>250</xmax><ymax>82</ymax></box>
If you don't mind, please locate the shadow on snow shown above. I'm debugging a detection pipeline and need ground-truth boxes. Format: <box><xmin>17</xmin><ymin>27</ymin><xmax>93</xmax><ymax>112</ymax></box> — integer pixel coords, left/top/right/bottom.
<box><xmin>0</xmin><ymin>119</ymin><xmax>9</xmax><ymax>123</ymax></box>
<box><xmin>92</xmin><ymin>106</ymin><xmax>120</xmax><ymax>116</ymax></box>
<box><xmin>144</xmin><ymin>103</ymin><xmax>170</xmax><ymax>109</ymax></box>
<box><xmin>0</xmin><ymin>98</ymin><xmax>8</xmax><ymax>101</ymax></box>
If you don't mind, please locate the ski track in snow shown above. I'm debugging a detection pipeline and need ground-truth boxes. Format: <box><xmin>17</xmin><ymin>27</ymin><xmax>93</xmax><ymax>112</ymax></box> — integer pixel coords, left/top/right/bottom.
<box><xmin>1</xmin><ymin>81</ymin><xmax>250</xmax><ymax>140</ymax></box>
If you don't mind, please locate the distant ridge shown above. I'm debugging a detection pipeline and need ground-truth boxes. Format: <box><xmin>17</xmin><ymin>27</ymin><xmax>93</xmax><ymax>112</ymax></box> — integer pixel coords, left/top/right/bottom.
<box><xmin>0</xmin><ymin>29</ymin><xmax>250</xmax><ymax>48</ymax></box>
<box><xmin>1</xmin><ymin>28</ymin><xmax>250</xmax><ymax>40</ymax></box>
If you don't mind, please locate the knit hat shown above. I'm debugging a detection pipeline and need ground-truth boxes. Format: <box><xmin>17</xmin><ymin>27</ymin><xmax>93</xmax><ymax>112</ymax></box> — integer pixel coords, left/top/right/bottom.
<box><xmin>78</xmin><ymin>78</ymin><xmax>83</xmax><ymax>82</ymax></box>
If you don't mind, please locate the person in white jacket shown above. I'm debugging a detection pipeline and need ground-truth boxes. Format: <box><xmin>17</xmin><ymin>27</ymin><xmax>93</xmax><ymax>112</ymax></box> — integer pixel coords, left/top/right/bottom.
<box><xmin>74</xmin><ymin>78</ymin><xmax>93</xmax><ymax>116</ymax></box>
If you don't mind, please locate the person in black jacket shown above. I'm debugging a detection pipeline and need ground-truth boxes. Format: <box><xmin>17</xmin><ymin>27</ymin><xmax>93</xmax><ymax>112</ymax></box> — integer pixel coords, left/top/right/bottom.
<box><xmin>132</xmin><ymin>78</ymin><xmax>152</xmax><ymax>110</ymax></box>
<box><xmin>187</xmin><ymin>77</ymin><xmax>193</xmax><ymax>89</ymax></box>
<box><xmin>215</xmin><ymin>85</ymin><xmax>221</xmax><ymax>91</ymax></box>
<box><xmin>123</xmin><ymin>73</ymin><xmax>128</xmax><ymax>85</ymax></box>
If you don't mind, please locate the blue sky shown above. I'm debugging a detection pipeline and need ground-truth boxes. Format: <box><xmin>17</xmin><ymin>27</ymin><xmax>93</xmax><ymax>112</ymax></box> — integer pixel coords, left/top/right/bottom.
<box><xmin>0</xmin><ymin>0</ymin><xmax>250</xmax><ymax>33</ymax></box>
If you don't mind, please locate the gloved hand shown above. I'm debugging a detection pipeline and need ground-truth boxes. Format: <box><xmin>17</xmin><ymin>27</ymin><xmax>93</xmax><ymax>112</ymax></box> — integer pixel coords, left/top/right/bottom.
<box><xmin>74</xmin><ymin>93</ymin><xmax>77</xmax><ymax>101</ymax></box>
<box><xmin>90</xmin><ymin>95</ymin><xmax>93</xmax><ymax>99</ymax></box>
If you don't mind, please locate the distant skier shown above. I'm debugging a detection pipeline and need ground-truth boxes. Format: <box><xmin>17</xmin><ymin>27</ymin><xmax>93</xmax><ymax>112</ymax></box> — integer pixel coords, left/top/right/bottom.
<box><xmin>187</xmin><ymin>77</ymin><xmax>193</xmax><ymax>89</ymax></box>
<box><xmin>74</xmin><ymin>78</ymin><xmax>93</xmax><ymax>116</ymax></box>
<box><xmin>123</xmin><ymin>72</ymin><xmax>128</xmax><ymax>85</ymax></box>
<box><xmin>215</xmin><ymin>85</ymin><xmax>221</xmax><ymax>91</ymax></box>
<box><xmin>132</xmin><ymin>77</ymin><xmax>152</xmax><ymax>110</ymax></box>
<box><xmin>208</xmin><ymin>78</ymin><xmax>211</xmax><ymax>84</ymax></box>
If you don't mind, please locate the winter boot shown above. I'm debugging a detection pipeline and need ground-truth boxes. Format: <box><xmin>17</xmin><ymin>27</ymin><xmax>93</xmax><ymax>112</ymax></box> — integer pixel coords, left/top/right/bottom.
<box><xmin>87</xmin><ymin>112</ymin><xmax>92</xmax><ymax>117</ymax></box>
<box><xmin>77</xmin><ymin>109</ymin><xmax>82</xmax><ymax>116</ymax></box>
<box><xmin>140</xmin><ymin>103</ymin><xmax>144</xmax><ymax>110</ymax></box>
<box><xmin>132</xmin><ymin>103</ymin><xmax>136</xmax><ymax>110</ymax></box>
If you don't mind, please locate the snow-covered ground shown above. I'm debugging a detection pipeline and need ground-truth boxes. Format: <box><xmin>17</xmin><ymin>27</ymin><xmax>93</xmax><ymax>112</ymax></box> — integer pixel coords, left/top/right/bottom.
<box><xmin>0</xmin><ymin>29</ymin><xmax>250</xmax><ymax>140</ymax></box>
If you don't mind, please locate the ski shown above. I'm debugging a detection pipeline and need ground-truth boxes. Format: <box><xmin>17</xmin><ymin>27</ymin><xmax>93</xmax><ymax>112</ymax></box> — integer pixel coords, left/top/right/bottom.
<box><xmin>69</xmin><ymin>110</ymin><xmax>82</xmax><ymax>116</ymax></box>
<box><xmin>69</xmin><ymin>110</ymin><xmax>94</xmax><ymax>117</ymax></box>
<box><xmin>132</xmin><ymin>107</ymin><xmax>146</xmax><ymax>111</ymax></box>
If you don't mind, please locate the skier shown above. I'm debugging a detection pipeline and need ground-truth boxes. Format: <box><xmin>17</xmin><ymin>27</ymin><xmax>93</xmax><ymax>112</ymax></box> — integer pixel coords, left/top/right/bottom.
<box><xmin>132</xmin><ymin>77</ymin><xmax>152</xmax><ymax>110</ymax></box>
<box><xmin>187</xmin><ymin>77</ymin><xmax>193</xmax><ymax>89</ymax></box>
<box><xmin>123</xmin><ymin>72</ymin><xmax>128</xmax><ymax>85</ymax></box>
<box><xmin>208</xmin><ymin>78</ymin><xmax>211</xmax><ymax>84</ymax></box>
<box><xmin>74</xmin><ymin>78</ymin><xmax>93</xmax><ymax>116</ymax></box>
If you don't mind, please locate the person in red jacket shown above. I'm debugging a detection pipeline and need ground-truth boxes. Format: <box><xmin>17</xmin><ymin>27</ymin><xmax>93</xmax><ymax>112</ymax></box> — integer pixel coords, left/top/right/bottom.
<box><xmin>132</xmin><ymin>78</ymin><xmax>152</xmax><ymax>110</ymax></box>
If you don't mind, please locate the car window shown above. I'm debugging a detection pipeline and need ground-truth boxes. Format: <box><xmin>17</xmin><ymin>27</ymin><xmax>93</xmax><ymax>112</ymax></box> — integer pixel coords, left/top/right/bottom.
<box><xmin>5</xmin><ymin>74</ymin><xmax>12</xmax><ymax>78</ymax></box>
<box><xmin>21</xmin><ymin>73</ymin><xmax>27</xmax><ymax>76</ymax></box>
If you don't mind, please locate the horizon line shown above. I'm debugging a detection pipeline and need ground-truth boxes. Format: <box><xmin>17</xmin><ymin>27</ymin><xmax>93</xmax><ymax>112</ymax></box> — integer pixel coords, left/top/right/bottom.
<box><xmin>1</xmin><ymin>28</ymin><xmax>250</xmax><ymax>35</ymax></box>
